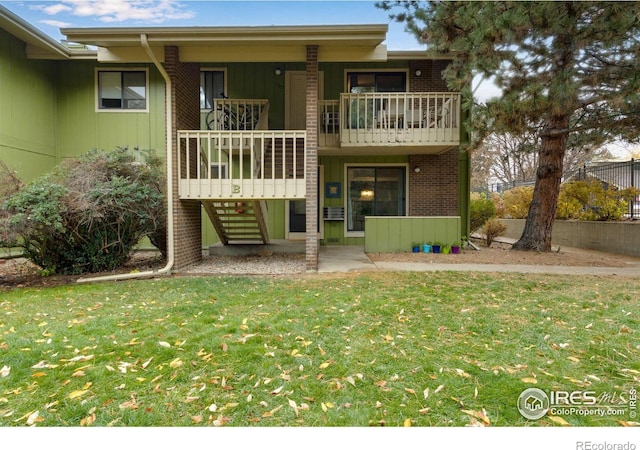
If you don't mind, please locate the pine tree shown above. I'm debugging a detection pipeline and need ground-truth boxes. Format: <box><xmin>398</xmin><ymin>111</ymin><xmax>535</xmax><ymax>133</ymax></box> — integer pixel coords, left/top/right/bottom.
<box><xmin>379</xmin><ymin>1</ymin><xmax>640</xmax><ymax>250</ymax></box>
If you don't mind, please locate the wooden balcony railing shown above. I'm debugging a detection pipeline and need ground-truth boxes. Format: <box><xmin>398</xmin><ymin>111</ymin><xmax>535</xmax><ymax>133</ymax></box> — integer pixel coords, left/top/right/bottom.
<box><xmin>178</xmin><ymin>130</ymin><xmax>306</xmax><ymax>200</ymax></box>
<box><xmin>319</xmin><ymin>92</ymin><xmax>460</xmax><ymax>148</ymax></box>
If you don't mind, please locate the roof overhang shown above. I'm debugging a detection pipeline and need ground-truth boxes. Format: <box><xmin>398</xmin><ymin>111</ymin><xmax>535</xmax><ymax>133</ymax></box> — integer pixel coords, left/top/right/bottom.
<box><xmin>62</xmin><ymin>24</ymin><xmax>389</xmax><ymax>63</ymax></box>
<box><xmin>0</xmin><ymin>5</ymin><xmax>95</xmax><ymax>60</ymax></box>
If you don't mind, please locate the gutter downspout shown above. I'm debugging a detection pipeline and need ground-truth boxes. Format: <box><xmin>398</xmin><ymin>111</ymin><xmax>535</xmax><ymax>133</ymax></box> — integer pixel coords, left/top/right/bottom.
<box><xmin>77</xmin><ymin>34</ymin><xmax>174</xmax><ymax>283</ymax></box>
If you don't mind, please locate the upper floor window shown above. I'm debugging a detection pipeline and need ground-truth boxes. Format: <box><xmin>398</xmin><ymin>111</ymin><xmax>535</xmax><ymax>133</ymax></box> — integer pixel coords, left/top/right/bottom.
<box><xmin>97</xmin><ymin>69</ymin><xmax>147</xmax><ymax>111</ymax></box>
<box><xmin>200</xmin><ymin>70</ymin><xmax>226</xmax><ymax>109</ymax></box>
<box><xmin>348</xmin><ymin>71</ymin><xmax>407</xmax><ymax>93</ymax></box>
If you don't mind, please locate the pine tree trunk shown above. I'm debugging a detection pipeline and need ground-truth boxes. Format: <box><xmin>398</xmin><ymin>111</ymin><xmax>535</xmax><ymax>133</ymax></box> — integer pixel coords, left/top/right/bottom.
<box><xmin>513</xmin><ymin>119</ymin><xmax>568</xmax><ymax>252</ymax></box>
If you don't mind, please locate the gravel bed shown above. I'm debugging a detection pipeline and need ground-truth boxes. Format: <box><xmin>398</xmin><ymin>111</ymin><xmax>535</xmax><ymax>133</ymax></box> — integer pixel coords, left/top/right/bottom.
<box><xmin>179</xmin><ymin>253</ymin><xmax>306</xmax><ymax>275</ymax></box>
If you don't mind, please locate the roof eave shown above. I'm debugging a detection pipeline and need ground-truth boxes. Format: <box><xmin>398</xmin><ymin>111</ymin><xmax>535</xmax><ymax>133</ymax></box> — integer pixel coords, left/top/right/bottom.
<box><xmin>62</xmin><ymin>23</ymin><xmax>388</xmax><ymax>49</ymax></box>
<box><xmin>0</xmin><ymin>5</ymin><xmax>75</xmax><ymax>59</ymax></box>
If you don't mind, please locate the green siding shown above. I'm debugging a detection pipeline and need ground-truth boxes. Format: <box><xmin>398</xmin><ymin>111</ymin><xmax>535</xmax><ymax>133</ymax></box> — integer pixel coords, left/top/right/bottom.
<box><xmin>320</xmin><ymin>154</ymin><xmax>407</xmax><ymax>246</ymax></box>
<box><xmin>364</xmin><ymin>216</ymin><xmax>461</xmax><ymax>253</ymax></box>
<box><xmin>55</xmin><ymin>62</ymin><xmax>166</xmax><ymax>159</ymax></box>
<box><xmin>0</xmin><ymin>28</ymin><xmax>58</xmax><ymax>180</ymax></box>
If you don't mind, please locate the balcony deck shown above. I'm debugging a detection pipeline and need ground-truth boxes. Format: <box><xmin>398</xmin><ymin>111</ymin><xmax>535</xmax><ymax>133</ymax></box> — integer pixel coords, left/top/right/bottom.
<box><xmin>319</xmin><ymin>92</ymin><xmax>460</xmax><ymax>154</ymax></box>
<box><xmin>180</xmin><ymin>93</ymin><xmax>461</xmax><ymax>200</ymax></box>
<box><xmin>178</xmin><ymin>129</ymin><xmax>307</xmax><ymax>200</ymax></box>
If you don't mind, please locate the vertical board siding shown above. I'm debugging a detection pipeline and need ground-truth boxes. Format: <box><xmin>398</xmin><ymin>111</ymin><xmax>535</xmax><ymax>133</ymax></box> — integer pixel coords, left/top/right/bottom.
<box><xmin>364</xmin><ymin>216</ymin><xmax>461</xmax><ymax>253</ymax></box>
<box><xmin>0</xmin><ymin>29</ymin><xmax>58</xmax><ymax>180</ymax></box>
<box><xmin>56</xmin><ymin>61</ymin><xmax>165</xmax><ymax>160</ymax></box>
<box><xmin>319</xmin><ymin>154</ymin><xmax>407</xmax><ymax>246</ymax></box>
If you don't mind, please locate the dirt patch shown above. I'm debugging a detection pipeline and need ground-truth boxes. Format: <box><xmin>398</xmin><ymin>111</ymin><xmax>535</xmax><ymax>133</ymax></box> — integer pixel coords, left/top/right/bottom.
<box><xmin>3</xmin><ymin>240</ymin><xmax>640</xmax><ymax>291</ymax></box>
<box><xmin>0</xmin><ymin>252</ymin><xmax>165</xmax><ymax>291</ymax></box>
<box><xmin>369</xmin><ymin>239</ymin><xmax>640</xmax><ymax>268</ymax></box>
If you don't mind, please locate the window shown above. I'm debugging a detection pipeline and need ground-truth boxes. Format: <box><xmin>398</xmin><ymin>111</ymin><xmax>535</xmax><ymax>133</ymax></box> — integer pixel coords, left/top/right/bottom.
<box><xmin>346</xmin><ymin>166</ymin><xmax>406</xmax><ymax>233</ymax></box>
<box><xmin>97</xmin><ymin>70</ymin><xmax>147</xmax><ymax>110</ymax></box>
<box><xmin>200</xmin><ymin>70</ymin><xmax>226</xmax><ymax>109</ymax></box>
<box><xmin>209</xmin><ymin>163</ymin><xmax>227</xmax><ymax>179</ymax></box>
<box><xmin>347</xmin><ymin>71</ymin><xmax>407</xmax><ymax>93</ymax></box>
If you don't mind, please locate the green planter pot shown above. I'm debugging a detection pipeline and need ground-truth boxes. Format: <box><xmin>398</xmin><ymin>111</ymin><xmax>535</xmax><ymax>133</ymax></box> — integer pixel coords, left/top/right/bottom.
<box><xmin>442</xmin><ymin>246</ymin><xmax>451</xmax><ymax>254</ymax></box>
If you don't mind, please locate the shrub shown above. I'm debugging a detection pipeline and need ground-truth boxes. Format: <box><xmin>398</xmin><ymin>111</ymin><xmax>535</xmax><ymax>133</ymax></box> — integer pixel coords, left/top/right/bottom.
<box><xmin>481</xmin><ymin>218</ymin><xmax>507</xmax><ymax>247</ymax></box>
<box><xmin>558</xmin><ymin>180</ymin><xmax>634</xmax><ymax>221</ymax></box>
<box><xmin>501</xmin><ymin>186</ymin><xmax>534</xmax><ymax>219</ymax></box>
<box><xmin>2</xmin><ymin>148</ymin><xmax>166</xmax><ymax>274</ymax></box>
<box><xmin>470</xmin><ymin>192</ymin><xmax>496</xmax><ymax>232</ymax></box>
<box><xmin>0</xmin><ymin>161</ymin><xmax>23</xmax><ymax>246</ymax></box>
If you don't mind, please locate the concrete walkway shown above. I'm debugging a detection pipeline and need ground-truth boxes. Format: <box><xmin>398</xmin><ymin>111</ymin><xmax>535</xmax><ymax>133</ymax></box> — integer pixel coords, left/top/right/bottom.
<box><xmin>318</xmin><ymin>245</ymin><xmax>640</xmax><ymax>277</ymax></box>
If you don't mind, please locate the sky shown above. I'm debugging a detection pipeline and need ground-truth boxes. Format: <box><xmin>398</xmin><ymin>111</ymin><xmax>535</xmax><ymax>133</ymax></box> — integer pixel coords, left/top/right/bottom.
<box><xmin>0</xmin><ymin>0</ymin><xmax>503</xmax><ymax>102</ymax></box>
<box><xmin>1</xmin><ymin>0</ymin><xmax>423</xmax><ymax>49</ymax></box>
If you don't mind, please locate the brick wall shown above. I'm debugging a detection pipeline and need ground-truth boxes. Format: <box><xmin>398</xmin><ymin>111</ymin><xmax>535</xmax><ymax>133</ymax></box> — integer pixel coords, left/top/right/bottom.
<box><xmin>305</xmin><ymin>45</ymin><xmax>319</xmax><ymax>271</ymax></box>
<box><xmin>408</xmin><ymin>150</ymin><xmax>459</xmax><ymax>216</ymax></box>
<box><xmin>409</xmin><ymin>60</ymin><xmax>451</xmax><ymax>92</ymax></box>
<box><xmin>164</xmin><ymin>46</ymin><xmax>203</xmax><ymax>269</ymax></box>
<box><xmin>407</xmin><ymin>59</ymin><xmax>460</xmax><ymax>217</ymax></box>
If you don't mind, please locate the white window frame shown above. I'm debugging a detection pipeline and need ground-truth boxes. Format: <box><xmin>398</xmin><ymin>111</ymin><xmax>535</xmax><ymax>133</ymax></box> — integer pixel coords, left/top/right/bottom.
<box><xmin>344</xmin><ymin>163</ymin><xmax>409</xmax><ymax>238</ymax></box>
<box><xmin>95</xmin><ymin>67</ymin><xmax>149</xmax><ymax>113</ymax></box>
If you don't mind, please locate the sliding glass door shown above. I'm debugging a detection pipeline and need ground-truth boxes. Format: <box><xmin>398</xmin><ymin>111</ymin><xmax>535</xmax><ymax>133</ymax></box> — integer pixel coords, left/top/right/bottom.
<box><xmin>346</xmin><ymin>166</ymin><xmax>406</xmax><ymax>233</ymax></box>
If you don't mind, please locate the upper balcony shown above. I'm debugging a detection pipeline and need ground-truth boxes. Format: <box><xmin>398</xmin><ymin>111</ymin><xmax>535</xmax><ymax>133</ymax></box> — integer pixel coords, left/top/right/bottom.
<box><xmin>179</xmin><ymin>93</ymin><xmax>461</xmax><ymax>201</ymax></box>
<box><xmin>319</xmin><ymin>92</ymin><xmax>461</xmax><ymax>154</ymax></box>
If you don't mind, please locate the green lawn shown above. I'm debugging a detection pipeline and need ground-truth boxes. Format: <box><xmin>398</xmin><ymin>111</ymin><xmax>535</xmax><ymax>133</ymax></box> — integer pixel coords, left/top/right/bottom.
<box><xmin>0</xmin><ymin>272</ymin><xmax>638</xmax><ymax>427</ymax></box>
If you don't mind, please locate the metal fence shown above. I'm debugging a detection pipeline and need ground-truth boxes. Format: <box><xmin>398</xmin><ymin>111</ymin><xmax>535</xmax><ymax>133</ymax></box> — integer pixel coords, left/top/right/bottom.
<box><xmin>485</xmin><ymin>180</ymin><xmax>535</xmax><ymax>194</ymax></box>
<box><xmin>576</xmin><ymin>159</ymin><xmax>639</xmax><ymax>219</ymax></box>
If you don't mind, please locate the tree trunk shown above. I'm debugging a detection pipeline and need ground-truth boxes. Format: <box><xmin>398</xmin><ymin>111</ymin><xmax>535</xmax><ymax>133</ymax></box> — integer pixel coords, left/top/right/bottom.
<box><xmin>512</xmin><ymin>119</ymin><xmax>568</xmax><ymax>252</ymax></box>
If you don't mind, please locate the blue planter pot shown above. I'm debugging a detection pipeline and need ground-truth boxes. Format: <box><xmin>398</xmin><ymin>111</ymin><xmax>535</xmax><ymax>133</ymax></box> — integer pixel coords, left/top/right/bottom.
<box><xmin>422</xmin><ymin>244</ymin><xmax>431</xmax><ymax>253</ymax></box>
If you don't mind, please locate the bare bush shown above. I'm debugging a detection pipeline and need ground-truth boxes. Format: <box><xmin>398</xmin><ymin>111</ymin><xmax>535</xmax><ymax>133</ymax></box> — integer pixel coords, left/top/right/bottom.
<box><xmin>482</xmin><ymin>218</ymin><xmax>507</xmax><ymax>248</ymax></box>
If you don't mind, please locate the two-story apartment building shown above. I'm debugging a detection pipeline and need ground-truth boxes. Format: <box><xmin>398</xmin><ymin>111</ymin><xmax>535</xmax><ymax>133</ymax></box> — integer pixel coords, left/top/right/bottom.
<box><xmin>0</xmin><ymin>5</ymin><xmax>469</xmax><ymax>272</ymax></box>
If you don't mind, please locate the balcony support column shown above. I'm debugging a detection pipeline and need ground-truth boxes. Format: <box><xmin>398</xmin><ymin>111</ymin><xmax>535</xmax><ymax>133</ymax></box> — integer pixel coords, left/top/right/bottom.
<box><xmin>305</xmin><ymin>45</ymin><xmax>319</xmax><ymax>272</ymax></box>
<box><xmin>165</xmin><ymin>45</ymin><xmax>202</xmax><ymax>269</ymax></box>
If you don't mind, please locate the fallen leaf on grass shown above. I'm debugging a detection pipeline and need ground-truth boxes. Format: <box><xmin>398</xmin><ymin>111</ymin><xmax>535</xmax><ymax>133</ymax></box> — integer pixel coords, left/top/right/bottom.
<box><xmin>80</xmin><ymin>413</ymin><xmax>96</xmax><ymax>426</ymax></box>
<box><xmin>26</xmin><ymin>410</ymin><xmax>43</xmax><ymax>426</ymax></box>
<box><xmin>617</xmin><ymin>420</ymin><xmax>640</xmax><ymax>427</ymax></box>
<box><xmin>158</xmin><ymin>341</ymin><xmax>171</xmax><ymax>348</ymax></box>
<box><xmin>262</xmin><ymin>405</ymin><xmax>283</xmax><ymax>418</ymax></box>
<box><xmin>321</xmin><ymin>402</ymin><xmax>334</xmax><ymax>412</ymax></box>
<box><xmin>461</xmin><ymin>409</ymin><xmax>490</xmax><ymax>425</ymax></box>
<box><xmin>288</xmin><ymin>399</ymin><xmax>299</xmax><ymax>417</ymax></box>
<box><xmin>547</xmin><ymin>416</ymin><xmax>571</xmax><ymax>426</ymax></box>
<box><xmin>0</xmin><ymin>366</ymin><xmax>10</xmax><ymax>377</ymax></box>
<box><xmin>68</xmin><ymin>390</ymin><xmax>89</xmax><ymax>400</ymax></box>
<box><xmin>404</xmin><ymin>418</ymin><xmax>412</xmax><ymax>427</ymax></box>
<box><xmin>169</xmin><ymin>358</ymin><xmax>183</xmax><ymax>368</ymax></box>
<box><xmin>119</xmin><ymin>395</ymin><xmax>138</xmax><ymax>410</ymax></box>
<box><xmin>270</xmin><ymin>386</ymin><xmax>284</xmax><ymax>395</ymax></box>
<box><xmin>521</xmin><ymin>377</ymin><xmax>538</xmax><ymax>384</ymax></box>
